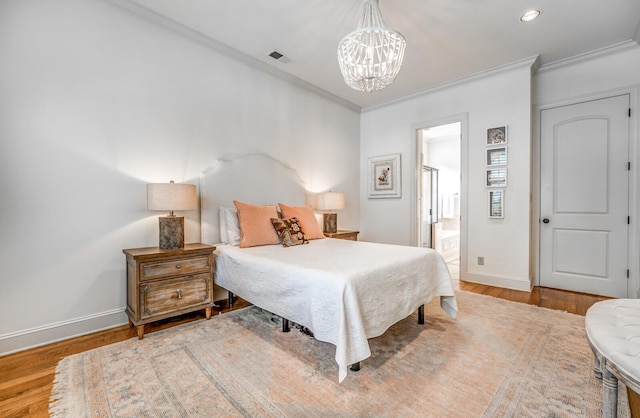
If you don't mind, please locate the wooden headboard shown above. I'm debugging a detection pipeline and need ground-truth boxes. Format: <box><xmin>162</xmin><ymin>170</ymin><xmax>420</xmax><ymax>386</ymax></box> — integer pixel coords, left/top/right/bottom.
<box><xmin>200</xmin><ymin>153</ymin><xmax>307</xmax><ymax>245</ymax></box>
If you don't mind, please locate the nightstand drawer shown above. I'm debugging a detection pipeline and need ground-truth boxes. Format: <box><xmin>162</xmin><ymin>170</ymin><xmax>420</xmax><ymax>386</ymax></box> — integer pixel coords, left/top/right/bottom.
<box><xmin>140</xmin><ymin>273</ymin><xmax>211</xmax><ymax>318</ymax></box>
<box><xmin>141</xmin><ymin>256</ymin><xmax>210</xmax><ymax>280</ymax></box>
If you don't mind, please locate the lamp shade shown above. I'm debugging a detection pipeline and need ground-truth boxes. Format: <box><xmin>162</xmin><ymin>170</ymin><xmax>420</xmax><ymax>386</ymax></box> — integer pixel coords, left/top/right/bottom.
<box><xmin>316</xmin><ymin>192</ymin><xmax>345</xmax><ymax>211</ymax></box>
<box><xmin>147</xmin><ymin>181</ymin><xmax>197</xmax><ymax>212</ymax></box>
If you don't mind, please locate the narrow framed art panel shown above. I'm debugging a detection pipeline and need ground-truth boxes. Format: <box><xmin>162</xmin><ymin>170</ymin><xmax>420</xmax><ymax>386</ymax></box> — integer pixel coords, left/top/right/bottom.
<box><xmin>486</xmin><ymin>168</ymin><xmax>507</xmax><ymax>187</ymax></box>
<box><xmin>486</xmin><ymin>146</ymin><xmax>507</xmax><ymax>166</ymax></box>
<box><xmin>368</xmin><ymin>153</ymin><xmax>401</xmax><ymax>198</ymax></box>
<box><xmin>488</xmin><ymin>189</ymin><xmax>504</xmax><ymax>218</ymax></box>
<box><xmin>487</xmin><ymin>126</ymin><xmax>508</xmax><ymax>145</ymax></box>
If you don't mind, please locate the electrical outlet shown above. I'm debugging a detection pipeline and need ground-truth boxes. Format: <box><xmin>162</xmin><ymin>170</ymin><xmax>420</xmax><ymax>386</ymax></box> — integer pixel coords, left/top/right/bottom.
<box><xmin>478</xmin><ymin>256</ymin><xmax>484</xmax><ymax>266</ymax></box>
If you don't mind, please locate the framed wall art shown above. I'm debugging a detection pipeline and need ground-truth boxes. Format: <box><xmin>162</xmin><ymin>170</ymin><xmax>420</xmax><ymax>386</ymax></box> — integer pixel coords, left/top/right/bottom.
<box><xmin>368</xmin><ymin>153</ymin><xmax>401</xmax><ymax>198</ymax></box>
<box><xmin>486</xmin><ymin>146</ymin><xmax>507</xmax><ymax>166</ymax></box>
<box><xmin>487</xmin><ymin>126</ymin><xmax>508</xmax><ymax>145</ymax></box>
<box><xmin>486</xmin><ymin>168</ymin><xmax>507</xmax><ymax>187</ymax></box>
<box><xmin>488</xmin><ymin>190</ymin><xmax>504</xmax><ymax>218</ymax></box>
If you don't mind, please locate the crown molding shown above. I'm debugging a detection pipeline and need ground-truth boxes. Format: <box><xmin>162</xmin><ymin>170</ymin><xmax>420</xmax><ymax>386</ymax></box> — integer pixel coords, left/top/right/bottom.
<box><xmin>362</xmin><ymin>55</ymin><xmax>540</xmax><ymax>113</ymax></box>
<box><xmin>536</xmin><ymin>40</ymin><xmax>640</xmax><ymax>74</ymax></box>
<box><xmin>102</xmin><ymin>0</ymin><xmax>361</xmax><ymax>112</ymax></box>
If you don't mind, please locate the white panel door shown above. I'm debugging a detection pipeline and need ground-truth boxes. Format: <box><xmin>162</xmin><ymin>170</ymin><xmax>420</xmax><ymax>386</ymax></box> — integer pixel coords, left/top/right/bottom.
<box><xmin>540</xmin><ymin>95</ymin><xmax>630</xmax><ymax>297</ymax></box>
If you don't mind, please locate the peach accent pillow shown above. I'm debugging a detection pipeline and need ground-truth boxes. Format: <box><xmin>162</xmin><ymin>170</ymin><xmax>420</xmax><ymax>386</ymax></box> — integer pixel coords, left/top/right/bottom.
<box><xmin>278</xmin><ymin>203</ymin><xmax>325</xmax><ymax>240</ymax></box>
<box><xmin>233</xmin><ymin>201</ymin><xmax>280</xmax><ymax>248</ymax></box>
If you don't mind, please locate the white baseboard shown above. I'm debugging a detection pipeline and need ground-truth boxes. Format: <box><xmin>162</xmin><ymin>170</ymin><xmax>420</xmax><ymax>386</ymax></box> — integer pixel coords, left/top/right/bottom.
<box><xmin>0</xmin><ymin>308</ymin><xmax>128</xmax><ymax>357</ymax></box>
<box><xmin>462</xmin><ymin>271</ymin><xmax>533</xmax><ymax>292</ymax></box>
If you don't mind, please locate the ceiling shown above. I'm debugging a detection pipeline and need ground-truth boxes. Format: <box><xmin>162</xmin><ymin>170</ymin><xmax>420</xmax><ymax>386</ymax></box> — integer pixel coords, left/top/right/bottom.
<box><xmin>120</xmin><ymin>0</ymin><xmax>640</xmax><ymax>110</ymax></box>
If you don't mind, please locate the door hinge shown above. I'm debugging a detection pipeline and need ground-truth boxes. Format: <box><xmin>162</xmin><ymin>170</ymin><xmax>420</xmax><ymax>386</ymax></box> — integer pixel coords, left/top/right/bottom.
<box><xmin>627</xmin><ymin>269</ymin><xmax>630</xmax><ymax>279</ymax></box>
<box><xmin>629</xmin><ymin>162</ymin><xmax>631</xmax><ymax>171</ymax></box>
<box><xmin>628</xmin><ymin>216</ymin><xmax>631</xmax><ymax>224</ymax></box>
<box><xmin>629</xmin><ymin>108</ymin><xmax>632</xmax><ymax>117</ymax></box>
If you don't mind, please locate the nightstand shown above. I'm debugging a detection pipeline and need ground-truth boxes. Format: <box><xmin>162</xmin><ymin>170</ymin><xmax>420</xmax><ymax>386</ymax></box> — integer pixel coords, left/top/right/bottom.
<box><xmin>324</xmin><ymin>229</ymin><xmax>359</xmax><ymax>241</ymax></box>
<box><xmin>123</xmin><ymin>243</ymin><xmax>216</xmax><ymax>339</ymax></box>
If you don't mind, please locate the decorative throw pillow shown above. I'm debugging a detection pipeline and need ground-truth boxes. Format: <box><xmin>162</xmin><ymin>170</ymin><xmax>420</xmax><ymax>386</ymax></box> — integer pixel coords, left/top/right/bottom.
<box><xmin>233</xmin><ymin>201</ymin><xmax>280</xmax><ymax>248</ymax></box>
<box><xmin>278</xmin><ymin>203</ymin><xmax>325</xmax><ymax>240</ymax></box>
<box><xmin>270</xmin><ymin>217</ymin><xmax>309</xmax><ymax>247</ymax></box>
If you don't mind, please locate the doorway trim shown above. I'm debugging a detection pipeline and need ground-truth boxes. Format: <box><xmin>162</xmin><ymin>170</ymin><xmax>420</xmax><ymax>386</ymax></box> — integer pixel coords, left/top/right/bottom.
<box><xmin>533</xmin><ymin>86</ymin><xmax>639</xmax><ymax>297</ymax></box>
<box><xmin>410</xmin><ymin>113</ymin><xmax>468</xmax><ymax>276</ymax></box>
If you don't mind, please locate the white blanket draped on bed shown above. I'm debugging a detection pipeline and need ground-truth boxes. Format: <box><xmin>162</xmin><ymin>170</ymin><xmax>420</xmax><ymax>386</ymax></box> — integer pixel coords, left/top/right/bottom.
<box><xmin>215</xmin><ymin>238</ymin><xmax>458</xmax><ymax>382</ymax></box>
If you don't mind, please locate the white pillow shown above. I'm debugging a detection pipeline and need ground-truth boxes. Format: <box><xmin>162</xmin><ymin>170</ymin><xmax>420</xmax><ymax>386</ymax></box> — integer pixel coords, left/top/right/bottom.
<box><xmin>219</xmin><ymin>207</ymin><xmax>230</xmax><ymax>244</ymax></box>
<box><xmin>218</xmin><ymin>206</ymin><xmax>240</xmax><ymax>246</ymax></box>
<box><xmin>224</xmin><ymin>208</ymin><xmax>241</xmax><ymax>246</ymax></box>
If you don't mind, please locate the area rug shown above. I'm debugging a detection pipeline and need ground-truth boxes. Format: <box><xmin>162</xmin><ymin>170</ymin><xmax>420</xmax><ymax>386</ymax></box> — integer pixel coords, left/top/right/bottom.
<box><xmin>50</xmin><ymin>291</ymin><xmax>630</xmax><ymax>417</ymax></box>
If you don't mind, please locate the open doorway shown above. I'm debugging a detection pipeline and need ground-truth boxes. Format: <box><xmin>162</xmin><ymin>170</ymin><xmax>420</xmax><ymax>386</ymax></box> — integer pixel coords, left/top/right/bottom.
<box><xmin>418</xmin><ymin>122</ymin><xmax>462</xmax><ymax>271</ymax></box>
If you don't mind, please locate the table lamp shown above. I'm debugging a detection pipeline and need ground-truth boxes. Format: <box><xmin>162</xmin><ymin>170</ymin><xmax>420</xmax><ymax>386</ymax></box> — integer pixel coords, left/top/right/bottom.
<box><xmin>147</xmin><ymin>181</ymin><xmax>197</xmax><ymax>249</ymax></box>
<box><xmin>316</xmin><ymin>192</ymin><xmax>344</xmax><ymax>234</ymax></box>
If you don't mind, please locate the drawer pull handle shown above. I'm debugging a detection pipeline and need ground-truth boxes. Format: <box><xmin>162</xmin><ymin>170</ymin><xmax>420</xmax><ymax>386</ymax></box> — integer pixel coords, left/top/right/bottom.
<box><xmin>176</xmin><ymin>289</ymin><xmax>182</xmax><ymax>299</ymax></box>
<box><xmin>175</xmin><ymin>265</ymin><xmax>182</xmax><ymax>269</ymax></box>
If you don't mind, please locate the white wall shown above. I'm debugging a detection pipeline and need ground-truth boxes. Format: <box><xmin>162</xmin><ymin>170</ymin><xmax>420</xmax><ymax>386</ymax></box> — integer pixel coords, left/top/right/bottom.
<box><xmin>534</xmin><ymin>43</ymin><xmax>640</xmax><ymax>106</ymax></box>
<box><xmin>533</xmin><ymin>42</ymin><xmax>640</xmax><ymax>297</ymax></box>
<box><xmin>3</xmin><ymin>1</ymin><xmax>637</xmax><ymax>357</ymax></box>
<box><xmin>0</xmin><ymin>0</ymin><xmax>360</xmax><ymax>354</ymax></box>
<box><xmin>359</xmin><ymin>43</ymin><xmax>640</xmax><ymax>295</ymax></box>
<box><xmin>360</xmin><ymin>61</ymin><xmax>535</xmax><ymax>291</ymax></box>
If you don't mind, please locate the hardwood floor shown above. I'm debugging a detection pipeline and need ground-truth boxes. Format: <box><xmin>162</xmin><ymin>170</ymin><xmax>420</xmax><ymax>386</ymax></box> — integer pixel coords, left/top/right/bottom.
<box><xmin>456</xmin><ymin>280</ymin><xmax>611</xmax><ymax>316</ymax></box>
<box><xmin>0</xmin><ymin>283</ymin><xmax>613</xmax><ymax>417</ymax></box>
<box><xmin>447</xmin><ymin>261</ymin><xmax>611</xmax><ymax>316</ymax></box>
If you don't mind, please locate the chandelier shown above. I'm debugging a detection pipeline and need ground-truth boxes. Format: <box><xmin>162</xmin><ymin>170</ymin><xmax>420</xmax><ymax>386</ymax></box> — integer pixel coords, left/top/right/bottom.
<box><xmin>337</xmin><ymin>0</ymin><xmax>406</xmax><ymax>93</ymax></box>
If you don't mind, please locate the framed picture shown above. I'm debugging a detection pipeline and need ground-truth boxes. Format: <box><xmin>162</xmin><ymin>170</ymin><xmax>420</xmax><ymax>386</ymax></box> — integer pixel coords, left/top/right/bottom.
<box><xmin>368</xmin><ymin>153</ymin><xmax>401</xmax><ymax>198</ymax></box>
<box><xmin>488</xmin><ymin>190</ymin><xmax>504</xmax><ymax>218</ymax></box>
<box><xmin>486</xmin><ymin>168</ymin><xmax>507</xmax><ymax>187</ymax></box>
<box><xmin>486</xmin><ymin>146</ymin><xmax>507</xmax><ymax>166</ymax></box>
<box><xmin>487</xmin><ymin>126</ymin><xmax>507</xmax><ymax>145</ymax></box>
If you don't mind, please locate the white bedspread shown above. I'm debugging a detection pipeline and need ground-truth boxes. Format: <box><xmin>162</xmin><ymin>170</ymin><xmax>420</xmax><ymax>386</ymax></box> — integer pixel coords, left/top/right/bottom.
<box><xmin>215</xmin><ymin>238</ymin><xmax>458</xmax><ymax>382</ymax></box>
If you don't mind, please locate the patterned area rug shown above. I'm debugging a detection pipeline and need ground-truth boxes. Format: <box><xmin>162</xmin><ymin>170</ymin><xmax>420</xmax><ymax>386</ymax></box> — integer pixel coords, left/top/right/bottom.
<box><xmin>50</xmin><ymin>291</ymin><xmax>630</xmax><ymax>417</ymax></box>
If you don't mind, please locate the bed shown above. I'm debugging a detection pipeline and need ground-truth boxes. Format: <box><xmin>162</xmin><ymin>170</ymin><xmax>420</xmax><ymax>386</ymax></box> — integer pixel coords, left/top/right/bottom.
<box><xmin>201</xmin><ymin>153</ymin><xmax>458</xmax><ymax>382</ymax></box>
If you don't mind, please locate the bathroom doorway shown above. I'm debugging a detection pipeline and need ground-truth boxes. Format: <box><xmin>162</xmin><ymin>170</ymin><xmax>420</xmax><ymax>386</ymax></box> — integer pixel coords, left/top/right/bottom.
<box><xmin>418</xmin><ymin>122</ymin><xmax>462</xmax><ymax>268</ymax></box>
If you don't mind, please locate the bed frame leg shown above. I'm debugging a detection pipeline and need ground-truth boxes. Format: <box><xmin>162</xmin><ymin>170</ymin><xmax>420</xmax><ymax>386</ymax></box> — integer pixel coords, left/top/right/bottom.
<box><xmin>282</xmin><ymin>318</ymin><xmax>290</xmax><ymax>332</ymax></box>
<box><xmin>350</xmin><ymin>362</ymin><xmax>360</xmax><ymax>372</ymax></box>
<box><xmin>228</xmin><ymin>292</ymin><xmax>235</xmax><ymax>308</ymax></box>
<box><xmin>418</xmin><ymin>305</ymin><xmax>425</xmax><ymax>325</ymax></box>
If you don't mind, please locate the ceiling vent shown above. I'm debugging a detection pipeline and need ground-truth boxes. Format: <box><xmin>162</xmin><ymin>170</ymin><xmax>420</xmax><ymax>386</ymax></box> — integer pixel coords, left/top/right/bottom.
<box><xmin>268</xmin><ymin>50</ymin><xmax>292</xmax><ymax>64</ymax></box>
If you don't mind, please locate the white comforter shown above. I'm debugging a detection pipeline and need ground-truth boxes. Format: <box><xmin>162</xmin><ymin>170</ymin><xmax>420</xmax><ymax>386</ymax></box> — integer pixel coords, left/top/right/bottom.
<box><xmin>215</xmin><ymin>238</ymin><xmax>458</xmax><ymax>382</ymax></box>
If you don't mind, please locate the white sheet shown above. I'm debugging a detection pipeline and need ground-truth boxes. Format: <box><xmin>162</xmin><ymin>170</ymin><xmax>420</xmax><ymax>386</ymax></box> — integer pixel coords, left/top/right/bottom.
<box><xmin>215</xmin><ymin>238</ymin><xmax>458</xmax><ymax>382</ymax></box>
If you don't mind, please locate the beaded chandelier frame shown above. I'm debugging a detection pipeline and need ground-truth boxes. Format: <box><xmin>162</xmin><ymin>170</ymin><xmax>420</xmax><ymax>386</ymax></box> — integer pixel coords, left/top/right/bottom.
<box><xmin>337</xmin><ymin>0</ymin><xmax>406</xmax><ymax>92</ymax></box>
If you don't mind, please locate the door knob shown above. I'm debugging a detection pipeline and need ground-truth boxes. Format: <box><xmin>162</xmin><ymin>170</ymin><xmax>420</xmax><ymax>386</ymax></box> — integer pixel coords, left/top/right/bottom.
<box><xmin>542</xmin><ymin>218</ymin><xmax>550</xmax><ymax>224</ymax></box>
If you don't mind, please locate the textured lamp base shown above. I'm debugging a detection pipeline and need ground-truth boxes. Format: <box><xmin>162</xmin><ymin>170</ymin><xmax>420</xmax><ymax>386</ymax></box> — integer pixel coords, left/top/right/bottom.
<box><xmin>323</xmin><ymin>212</ymin><xmax>337</xmax><ymax>234</ymax></box>
<box><xmin>159</xmin><ymin>216</ymin><xmax>184</xmax><ymax>249</ymax></box>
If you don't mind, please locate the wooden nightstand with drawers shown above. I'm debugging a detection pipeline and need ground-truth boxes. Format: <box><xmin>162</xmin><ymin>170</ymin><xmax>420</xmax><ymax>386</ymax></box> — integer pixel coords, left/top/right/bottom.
<box><xmin>324</xmin><ymin>230</ymin><xmax>359</xmax><ymax>241</ymax></box>
<box><xmin>123</xmin><ymin>243</ymin><xmax>216</xmax><ymax>339</ymax></box>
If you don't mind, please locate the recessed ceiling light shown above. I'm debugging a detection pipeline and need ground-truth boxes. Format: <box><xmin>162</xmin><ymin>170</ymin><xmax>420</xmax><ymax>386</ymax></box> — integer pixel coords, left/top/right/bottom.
<box><xmin>520</xmin><ymin>9</ymin><xmax>541</xmax><ymax>22</ymax></box>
